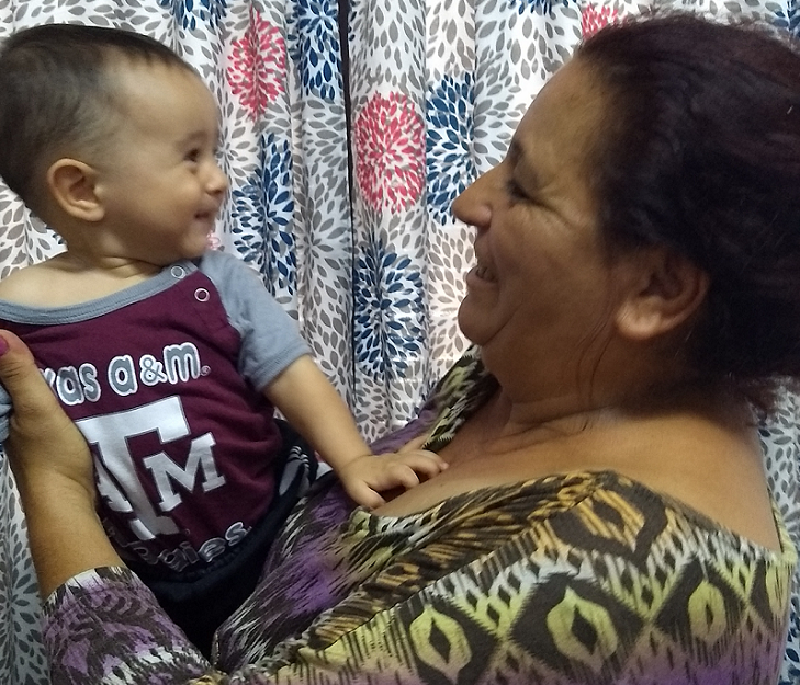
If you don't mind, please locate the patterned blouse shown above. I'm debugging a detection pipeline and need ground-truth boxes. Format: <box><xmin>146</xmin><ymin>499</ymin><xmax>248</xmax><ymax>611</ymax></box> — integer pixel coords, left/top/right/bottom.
<box><xmin>42</xmin><ymin>349</ymin><xmax>797</xmax><ymax>684</ymax></box>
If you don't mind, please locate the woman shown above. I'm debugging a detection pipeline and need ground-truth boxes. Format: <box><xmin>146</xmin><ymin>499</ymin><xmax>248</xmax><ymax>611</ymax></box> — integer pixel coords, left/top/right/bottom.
<box><xmin>6</xmin><ymin>14</ymin><xmax>800</xmax><ymax>684</ymax></box>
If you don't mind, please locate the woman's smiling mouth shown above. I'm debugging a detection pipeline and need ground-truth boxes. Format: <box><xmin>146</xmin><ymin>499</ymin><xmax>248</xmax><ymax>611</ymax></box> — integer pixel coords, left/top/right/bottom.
<box><xmin>471</xmin><ymin>258</ymin><xmax>497</xmax><ymax>283</ymax></box>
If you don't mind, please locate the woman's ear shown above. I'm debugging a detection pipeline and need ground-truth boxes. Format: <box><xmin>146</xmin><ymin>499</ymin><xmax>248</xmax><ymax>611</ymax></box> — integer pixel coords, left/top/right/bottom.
<box><xmin>615</xmin><ymin>248</ymin><xmax>710</xmax><ymax>341</ymax></box>
<box><xmin>46</xmin><ymin>158</ymin><xmax>105</xmax><ymax>222</ymax></box>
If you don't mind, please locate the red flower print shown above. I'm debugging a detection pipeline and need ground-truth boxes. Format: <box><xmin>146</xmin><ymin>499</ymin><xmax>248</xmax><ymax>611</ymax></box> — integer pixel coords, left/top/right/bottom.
<box><xmin>227</xmin><ymin>7</ymin><xmax>286</xmax><ymax>121</ymax></box>
<box><xmin>355</xmin><ymin>92</ymin><xmax>425</xmax><ymax>213</ymax></box>
<box><xmin>582</xmin><ymin>3</ymin><xmax>619</xmax><ymax>38</ymax></box>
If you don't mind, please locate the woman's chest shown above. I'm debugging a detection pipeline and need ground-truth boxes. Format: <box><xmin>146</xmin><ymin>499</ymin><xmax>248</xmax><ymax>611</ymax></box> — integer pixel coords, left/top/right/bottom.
<box><xmin>376</xmin><ymin>424</ymin><xmax>580</xmax><ymax>517</ymax></box>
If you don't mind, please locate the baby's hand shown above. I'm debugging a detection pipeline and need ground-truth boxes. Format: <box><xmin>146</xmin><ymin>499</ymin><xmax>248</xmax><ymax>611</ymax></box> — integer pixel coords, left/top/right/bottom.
<box><xmin>337</xmin><ymin>450</ymin><xmax>447</xmax><ymax>509</ymax></box>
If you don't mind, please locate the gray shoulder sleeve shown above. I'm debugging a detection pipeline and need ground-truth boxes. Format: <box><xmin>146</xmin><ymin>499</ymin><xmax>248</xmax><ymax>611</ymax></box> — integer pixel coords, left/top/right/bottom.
<box><xmin>199</xmin><ymin>251</ymin><xmax>310</xmax><ymax>390</ymax></box>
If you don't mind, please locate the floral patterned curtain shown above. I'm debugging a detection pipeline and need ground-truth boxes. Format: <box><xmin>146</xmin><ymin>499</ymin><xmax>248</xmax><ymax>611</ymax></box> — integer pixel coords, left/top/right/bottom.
<box><xmin>0</xmin><ymin>0</ymin><xmax>798</xmax><ymax>682</ymax></box>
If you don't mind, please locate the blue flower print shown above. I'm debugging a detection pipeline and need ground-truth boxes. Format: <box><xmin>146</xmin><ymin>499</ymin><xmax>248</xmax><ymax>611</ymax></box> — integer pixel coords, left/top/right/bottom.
<box><xmin>354</xmin><ymin>240</ymin><xmax>426</xmax><ymax>379</ymax></box>
<box><xmin>231</xmin><ymin>133</ymin><xmax>295</xmax><ymax>294</ymax></box>
<box><xmin>288</xmin><ymin>0</ymin><xmax>343</xmax><ymax>100</ymax></box>
<box><xmin>506</xmin><ymin>0</ymin><xmax>568</xmax><ymax>16</ymax></box>
<box><xmin>159</xmin><ymin>0</ymin><xmax>227</xmax><ymax>31</ymax></box>
<box><xmin>427</xmin><ymin>73</ymin><xmax>476</xmax><ymax>226</ymax></box>
<box><xmin>775</xmin><ymin>1</ymin><xmax>800</xmax><ymax>39</ymax></box>
<box><xmin>231</xmin><ymin>181</ymin><xmax>265</xmax><ymax>268</ymax></box>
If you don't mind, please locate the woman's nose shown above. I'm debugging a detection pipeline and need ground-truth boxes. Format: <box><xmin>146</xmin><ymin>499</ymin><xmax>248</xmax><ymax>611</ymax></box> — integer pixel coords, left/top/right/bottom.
<box><xmin>452</xmin><ymin>167</ymin><xmax>495</xmax><ymax>230</ymax></box>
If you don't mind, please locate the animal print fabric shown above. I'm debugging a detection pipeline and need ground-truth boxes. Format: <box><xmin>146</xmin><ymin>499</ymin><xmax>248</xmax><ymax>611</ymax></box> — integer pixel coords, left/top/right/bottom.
<box><xmin>41</xmin><ymin>350</ymin><xmax>797</xmax><ymax>684</ymax></box>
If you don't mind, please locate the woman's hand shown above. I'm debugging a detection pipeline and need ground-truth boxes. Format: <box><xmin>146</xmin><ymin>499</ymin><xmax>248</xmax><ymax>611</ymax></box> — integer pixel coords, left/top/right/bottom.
<box><xmin>0</xmin><ymin>330</ymin><xmax>123</xmax><ymax>596</ymax></box>
<box><xmin>0</xmin><ymin>330</ymin><xmax>95</xmax><ymax>500</ymax></box>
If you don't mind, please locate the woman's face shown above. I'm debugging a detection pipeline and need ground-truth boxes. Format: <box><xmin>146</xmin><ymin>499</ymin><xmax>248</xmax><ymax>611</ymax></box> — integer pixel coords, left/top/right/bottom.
<box><xmin>454</xmin><ymin>59</ymin><xmax>627</xmax><ymax>399</ymax></box>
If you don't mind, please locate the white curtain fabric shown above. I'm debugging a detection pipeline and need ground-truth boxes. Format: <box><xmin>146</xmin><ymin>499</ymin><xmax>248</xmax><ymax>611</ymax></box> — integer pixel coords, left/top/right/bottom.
<box><xmin>0</xmin><ymin>0</ymin><xmax>798</xmax><ymax>682</ymax></box>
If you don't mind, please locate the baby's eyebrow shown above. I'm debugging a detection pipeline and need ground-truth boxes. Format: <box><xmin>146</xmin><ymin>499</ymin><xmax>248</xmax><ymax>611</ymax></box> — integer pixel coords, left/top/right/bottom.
<box><xmin>177</xmin><ymin>128</ymin><xmax>213</xmax><ymax>146</ymax></box>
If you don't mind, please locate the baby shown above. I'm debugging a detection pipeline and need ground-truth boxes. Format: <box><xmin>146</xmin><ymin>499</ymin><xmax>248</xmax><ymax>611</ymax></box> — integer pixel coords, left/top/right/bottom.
<box><xmin>0</xmin><ymin>23</ymin><xmax>444</xmax><ymax>651</ymax></box>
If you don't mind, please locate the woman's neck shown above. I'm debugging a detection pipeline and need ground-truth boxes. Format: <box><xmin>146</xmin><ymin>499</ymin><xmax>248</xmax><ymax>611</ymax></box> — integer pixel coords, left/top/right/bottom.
<box><xmin>469</xmin><ymin>376</ymin><xmax>754</xmax><ymax>461</ymax></box>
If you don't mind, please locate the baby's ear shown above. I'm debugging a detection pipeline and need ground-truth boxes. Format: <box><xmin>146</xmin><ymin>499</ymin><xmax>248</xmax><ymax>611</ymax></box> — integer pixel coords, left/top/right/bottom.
<box><xmin>46</xmin><ymin>158</ymin><xmax>104</xmax><ymax>222</ymax></box>
<box><xmin>614</xmin><ymin>247</ymin><xmax>710</xmax><ymax>342</ymax></box>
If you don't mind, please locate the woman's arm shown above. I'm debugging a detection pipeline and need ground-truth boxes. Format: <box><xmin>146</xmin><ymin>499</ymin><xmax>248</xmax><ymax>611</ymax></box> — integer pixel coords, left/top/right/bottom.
<box><xmin>0</xmin><ymin>331</ymin><xmax>220</xmax><ymax>683</ymax></box>
<box><xmin>0</xmin><ymin>331</ymin><xmax>123</xmax><ymax>597</ymax></box>
<box><xmin>1</xmin><ymin>330</ymin><xmax>480</xmax><ymax>685</ymax></box>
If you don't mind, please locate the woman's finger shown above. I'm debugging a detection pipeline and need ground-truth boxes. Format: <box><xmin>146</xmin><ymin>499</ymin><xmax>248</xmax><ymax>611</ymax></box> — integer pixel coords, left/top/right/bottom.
<box><xmin>0</xmin><ymin>330</ymin><xmax>61</xmax><ymax>417</ymax></box>
<box><xmin>0</xmin><ymin>330</ymin><xmax>96</xmax><ymax>495</ymax></box>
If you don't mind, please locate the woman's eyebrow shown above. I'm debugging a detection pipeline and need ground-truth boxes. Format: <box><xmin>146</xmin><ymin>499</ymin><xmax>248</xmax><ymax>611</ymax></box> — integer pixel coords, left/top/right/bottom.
<box><xmin>508</xmin><ymin>138</ymin><xmax>542</xmax><ymax>192</ymax></box>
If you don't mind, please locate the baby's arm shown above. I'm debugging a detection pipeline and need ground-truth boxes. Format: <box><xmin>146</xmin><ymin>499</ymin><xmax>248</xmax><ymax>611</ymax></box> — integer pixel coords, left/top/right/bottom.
<box><xmin>264</xmin><ymin>355</ymin><xmax>446</xmax><ymax>508</ymax></box>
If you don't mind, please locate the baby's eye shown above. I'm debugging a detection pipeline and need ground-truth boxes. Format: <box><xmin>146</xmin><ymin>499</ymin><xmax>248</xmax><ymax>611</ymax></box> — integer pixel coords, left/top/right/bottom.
<box><xmin>185</xmin><ymin>148</ymin><xmax>201</xmax><ymax>163</ymax></box>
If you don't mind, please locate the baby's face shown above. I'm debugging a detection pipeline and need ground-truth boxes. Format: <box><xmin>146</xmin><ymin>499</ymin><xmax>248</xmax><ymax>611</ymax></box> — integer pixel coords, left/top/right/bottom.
<box><xmin>91</xmin><ymin>61</ymin><xmax>228</xmax><ymax>267</ymax></box>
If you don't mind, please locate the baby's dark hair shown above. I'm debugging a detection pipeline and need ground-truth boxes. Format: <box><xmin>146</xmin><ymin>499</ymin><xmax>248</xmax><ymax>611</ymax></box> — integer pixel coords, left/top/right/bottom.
<box><xmin>0</xmin><ymin>23</ymin><xmax>192</xmax><ymax>211</ymax></box>
<box><xmin>578</xmin><ymin>14</ymin><xmax>800</xmax><ymax>412</ymax></box>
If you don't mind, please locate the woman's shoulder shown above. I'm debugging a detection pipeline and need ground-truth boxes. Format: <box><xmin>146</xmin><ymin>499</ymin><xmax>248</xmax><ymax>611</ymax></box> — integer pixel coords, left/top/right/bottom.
<box><xmin>388</xmin><ymin>469</ymin><xmax>796</xmax><ymax>580</ymax></box>
<box><xmin>426</xmin><ymin>471</ymin><xmax>795</xmax><ymax>652</ymax></box>
<box><xmin>249</xmin><ymin>470</ymin><xmax>795</xmax><ymax>684</ymax></box>
<box><xmin>294</xmin><ymin>467</ymin><xmax>796</xmax><ymax>569</ymax></box>
<box><xmin>544</xmin><ymin>470</ymin><xmax>796</xmax><ymax>562</ymax></box>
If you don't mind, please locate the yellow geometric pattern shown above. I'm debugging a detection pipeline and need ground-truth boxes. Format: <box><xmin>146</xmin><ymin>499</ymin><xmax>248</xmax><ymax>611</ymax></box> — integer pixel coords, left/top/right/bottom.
<box><xmin>260</xmin><ymin>470</ymin><xmax>796</xmax><ymax>685</ymax></box>
<box><xmin>197</xmin><ymin>348</ymin><xmax>797</xmax><ymax>684</ymax></box>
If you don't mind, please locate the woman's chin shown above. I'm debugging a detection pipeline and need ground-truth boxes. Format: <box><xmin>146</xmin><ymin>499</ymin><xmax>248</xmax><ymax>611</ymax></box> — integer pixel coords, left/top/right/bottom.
<box><xmin>457</xmin><ymin>301</ymin><xmax>492</xmax><ymax>346</ymax></box>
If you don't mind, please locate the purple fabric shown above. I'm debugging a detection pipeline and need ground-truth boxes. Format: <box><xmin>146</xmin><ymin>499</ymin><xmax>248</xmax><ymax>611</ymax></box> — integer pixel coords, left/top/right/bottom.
<box><xmin>40</xmin><ymin>349</ymin><xmax>793</xmax><ymax>685</ymax></box>
<box><xmin>369</xmin><ymin>406</ymin><xmax>438</xmax><ymax>454</ymax></box>
<box><xmin>217</xmin><ymin>478</ymin><xmax>355</xmax><ymax>668</ymax></box>
<box><xmin>43</xmin><ymin>568</ymin><xmax>207</xmax><ymax>685</ymax></box>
